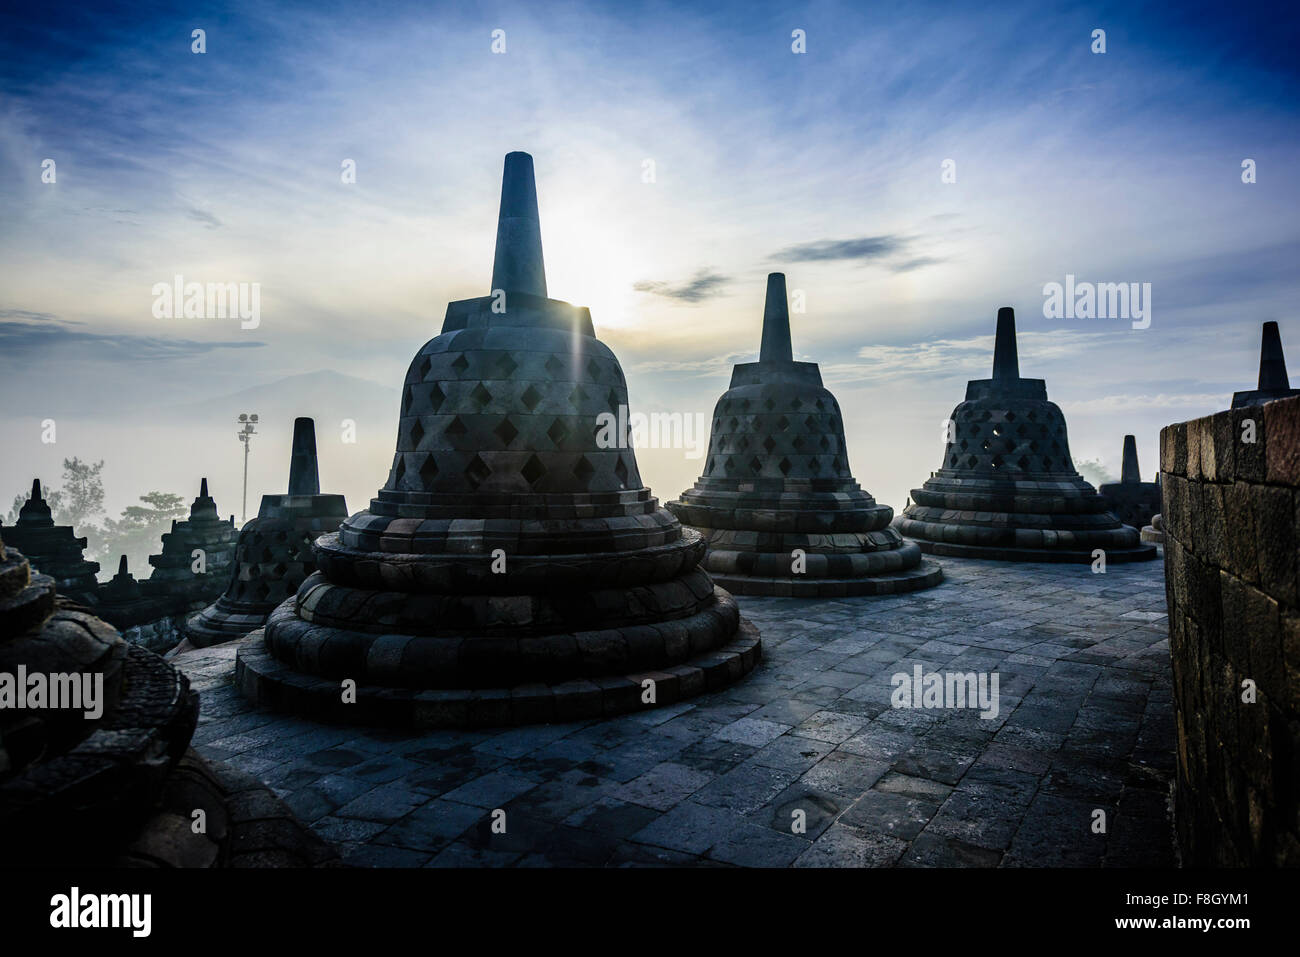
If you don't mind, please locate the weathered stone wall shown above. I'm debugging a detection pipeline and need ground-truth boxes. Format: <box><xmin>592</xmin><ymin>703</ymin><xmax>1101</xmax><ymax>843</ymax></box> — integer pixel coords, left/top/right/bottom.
<box><xmin>1160</xmin><ymin>394</ymin><xmax>1300</xmax><ymax>866</ymax></box>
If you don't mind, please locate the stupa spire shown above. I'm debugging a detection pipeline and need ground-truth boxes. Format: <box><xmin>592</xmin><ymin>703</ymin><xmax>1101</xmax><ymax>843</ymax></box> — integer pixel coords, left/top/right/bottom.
<box><xmin>287</xmin><ymin>417</ymin><xmax>320</xmax><ymax>495</ymax></box>
<box><xmin>200</xmin><ymin>477</ymin><xmax>209</xmax><ymax>498</ymax></box>
<box><xmin>1258</xmin><ymin>320</ymin><xmax>1290</xmax><ymax>391</ymax></box>
<box><xmin>759</xmin><ymin>273</ymin><xmax>794</xmax><ymax>363</ymax></box>
<box><xmin>992</xmin><ymin>306</ymin><xmax>1019</xmax><ymax>381</ymax></box>
<box><xmin>1121</xmin><ymin>435</ymin><xmax>1141</xmax><ymax>483</ymax></box>
<box><xmin>490</xmin><ymin>151</ymin><xmax>547</xmax><ymax>298</ymax></box>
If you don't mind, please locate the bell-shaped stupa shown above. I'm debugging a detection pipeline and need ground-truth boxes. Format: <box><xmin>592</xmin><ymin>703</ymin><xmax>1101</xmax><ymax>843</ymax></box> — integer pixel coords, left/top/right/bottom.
<box><xmin>894</xmin><ymin>307</ymin><xmax>1156</xmax><ymax>563</ymax></box>
<box><xmin>1</xmin><ymin>479</ymin><xmax>100</xmax><ymax>604</ymax></box>
<box><xmin>1097</xmin><ymin>435</ymin><xmax>1161</xmax><ymax>533</ymax></box>
<box><xmin>185</xmin><ymin>419</ymin><xmax>347</xmax><ymax>648</ymax></box>
<box><xmin>236</xmin><ymin>152</ymin><xmax>760</xmax><ymax>727</ymax></box>
<box><xmin>145</xmin><ymin>478</ymin><xmax>238</xmax><ymax>605</ymax></box>
<box><xmin>668</xmin><ymin>274</ymin><xmax>942</xmax><ymax>596</ymax></box>
<box><xmin>1231</xmin><ymin>321</ymin><xmax>1299</xmax><ymax>408</ymax></box>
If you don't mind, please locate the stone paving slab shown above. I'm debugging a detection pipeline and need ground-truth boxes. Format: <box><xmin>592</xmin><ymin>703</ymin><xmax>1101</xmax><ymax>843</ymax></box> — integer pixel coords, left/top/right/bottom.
<box><xmin>172</xmin><ymin>555</ymin><xmax>1176</xmax><ymax>867</ymax></box>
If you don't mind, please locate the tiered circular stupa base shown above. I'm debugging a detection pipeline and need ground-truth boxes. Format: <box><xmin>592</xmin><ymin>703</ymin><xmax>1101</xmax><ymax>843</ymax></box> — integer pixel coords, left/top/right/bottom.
<box><xmin>894</xmin><ymin>474</ymin><xmax>1157</xmax><ymax>563</ymax></box>
<box><xmin>670</xmin><ymin>487</ymin><xmax>941</xmax><ymax>596</ymax></box>
<box><xmin>1140</xmin><ymin>513</ymin><xmax>1165</xmax><ymax>544</ymax></box>
<box><xmin>235</xmin><ymin>504</ymin><xmax>761</xmax><ymax>728</ymax></box>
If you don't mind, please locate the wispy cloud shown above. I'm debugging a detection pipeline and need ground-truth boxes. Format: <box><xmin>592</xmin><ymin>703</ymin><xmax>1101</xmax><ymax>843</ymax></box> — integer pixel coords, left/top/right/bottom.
<box><xmin>633</xmin><ymin>270</ymin><xmax>729</xmax><ymax>303</ymax></box>
<box><xmin>0</xmin><ymin>319</ymin><xmax>264</xmax><ymax>361</ymax></box>
<box><xmin>186</xmin><ymin>205</ymin><xmax>223</xmax><ymax>230</ymax></box>
<box><xmin>772</xmin><ymin>235</ymin><xmax>905</xmax><ymax>264</ymax></box>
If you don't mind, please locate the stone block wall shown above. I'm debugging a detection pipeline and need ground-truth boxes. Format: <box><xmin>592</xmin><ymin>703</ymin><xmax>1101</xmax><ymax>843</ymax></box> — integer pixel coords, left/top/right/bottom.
<box><xmin>1160</xmin><ymin>393</ymin><xmax>1300</xmax><ymax>866</ymax></box>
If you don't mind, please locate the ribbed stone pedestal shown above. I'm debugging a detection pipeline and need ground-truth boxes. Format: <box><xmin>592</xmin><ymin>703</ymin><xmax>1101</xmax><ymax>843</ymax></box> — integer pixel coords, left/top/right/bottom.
<box><xmin>0</xmin><ymin>530</ymin><xmax>197</xmax><ymax>865</ymax></box>
<box><xmin>186</xmin><ymin>419</ymin><xmax>347</xmax><ymax>648</ymax></box>
<box><xmin>237</xmin><ymin>152</ymin><xmax>758</xmax><ymax>728</ymax></box>
<box><xmin>668</xmin><ymin>274</ymin><xmax>941</xmax><ymax>596</ymax></box>
<box><xmin>894</xmin><ymin>308</ymin><xmax>1155</xmax><ymax>564</ymax></box>
<box><xmin>1140</xmin><ymin>513</ymin><xmax>1164</xmax><ymax>544</ymax></box>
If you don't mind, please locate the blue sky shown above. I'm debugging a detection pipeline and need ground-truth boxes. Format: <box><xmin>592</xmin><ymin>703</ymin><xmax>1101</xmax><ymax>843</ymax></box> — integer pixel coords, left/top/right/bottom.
<box><xmin>2</xmin><ymin>0</ymin><xmax>1298</xmax><ymax>524</ymax></box>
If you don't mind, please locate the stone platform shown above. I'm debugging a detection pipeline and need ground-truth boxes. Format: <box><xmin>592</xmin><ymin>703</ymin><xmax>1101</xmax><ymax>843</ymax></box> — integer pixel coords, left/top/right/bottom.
<box><xmin>174</xmin><ymin>555</ymin><xmax>1174</xmax><ymax>867</ymax></box>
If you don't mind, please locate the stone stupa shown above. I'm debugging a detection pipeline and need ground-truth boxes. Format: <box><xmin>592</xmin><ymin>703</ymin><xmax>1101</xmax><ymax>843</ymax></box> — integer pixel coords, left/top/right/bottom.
<box><xmin>668</xmin><ymin>273</ymin><xmax>942</xmax><ymax>596</ymax></box>
<box><xmin>235</xmin><ymin>151</ymin><xmax>760</xmax><ymax>728</ymax></box>
<box><xmin>894</xmin><ymin>307</ymin><xmax>1156</xmax><ymax>563</ymax></box>
<box><xmin>1231</xmin><ymin>321</ymin><xmax>1299</xmax><ymax>408</ymax></box>
<box><xmin>0</xmin><ymin>529</ymin><xmax>336</xmax><ymax>866</ymax></box>
<box><xmin>146</xmin><ymin>477</ymin><xmax>238</xmax><ymax>605</ymax></box>
<box><xmin>185</xmin><ymin>418</ymin><xmax>347</xmax><ymax>648</ymax></box>
<box><xmin>1097</xmin><ymin>435</ymin><xmax>1161</xmax><ymax>532</ymax></box>
<box><xmin>1</xmin><ymin>479</ymin><xmax>100</xmax><ymax>604</ymax></box>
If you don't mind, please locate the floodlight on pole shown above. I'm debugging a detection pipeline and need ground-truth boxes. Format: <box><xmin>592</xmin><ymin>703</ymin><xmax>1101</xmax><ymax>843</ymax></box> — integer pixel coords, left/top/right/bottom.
<box><xmin>237</xmin><ymin>412</ymin><xmax>259</xmax><ymax>522</ymax></box>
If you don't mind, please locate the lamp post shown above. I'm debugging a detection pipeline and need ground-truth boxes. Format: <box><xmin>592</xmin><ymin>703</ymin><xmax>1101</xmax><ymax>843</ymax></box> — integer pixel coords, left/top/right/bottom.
<box><xmin>237</xmin><ymin>413</ymin><xmax>259</xmax><ymax>523</ymax></box>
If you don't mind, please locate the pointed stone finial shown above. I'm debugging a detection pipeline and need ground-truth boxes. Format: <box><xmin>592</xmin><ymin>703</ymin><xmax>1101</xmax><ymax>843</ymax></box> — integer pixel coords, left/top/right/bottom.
<box><xmin>17</xmin><ymin>478</ymin><xmax>53</xmax><ymax>527</ymax></box>
<box><xmin>759</xmin><ymin>273</ymin><xmax>793</xmax><ymax>363</ymax></box>
<box><xmin>1258</xmin><ymin>321</ymin><xmax>1290</xmax><ymax>391</ymax></box>
<box><xmin>992</xmin><ymin>307</ymin><xmax>1019</xmax><ymax>381</ymax></box>
<box><xmin>490</xmin><ymin>151</ymin><xmax>547</xmax><ymax>298</ymax></box>
<box><xmin>200</xmin><ymin>477</ymin><xmax>209</xmax><ymax>498</ymax></box>
<box><xmin>1121</xmin><ymin>435</ymin><xmax>1141</xmax><ymax>484</ymax></box>
<box><xmin>287</xmin><ymin>417</ymin><xmax>321</xmax><ymax>495</ymax></box>
<box><xmin>118</xmin><ymin>555</ymin><xmax>129</xmax><ymax>575</ymax></box>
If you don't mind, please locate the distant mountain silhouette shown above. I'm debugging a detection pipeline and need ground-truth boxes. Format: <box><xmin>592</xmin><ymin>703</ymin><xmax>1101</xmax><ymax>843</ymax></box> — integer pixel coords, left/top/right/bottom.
<box><xmin>149</xmin><ymin>369</ymin><xmax>400</xmax><ymax>429</ymax></box>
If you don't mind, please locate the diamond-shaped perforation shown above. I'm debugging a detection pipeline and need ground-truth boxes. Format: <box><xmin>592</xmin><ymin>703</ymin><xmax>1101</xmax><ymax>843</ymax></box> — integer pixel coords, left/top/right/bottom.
<box><xmin>568</xmin><ymin>384</ymin><xmax>588</xmax><ymax>406</ymax></box>
<box><xmin>547</xmin><ymin>419</ymin><xmax>569</xmax><ymax>447</ymax></box>
<box><xmin>545</xmin><ymin>355</ymin><xmax>565</xmax><ymax>378</ymax></box>
<box><xmin>573</xmin><ymin>455</ymin><xmax>596</xmax><ymax>485</ymax></box>
<box><xmin>777</xmin><ymin>415</ymin><xmax>789</xmax><ymax>431</ymax></box>
<box><xmin>393</xmin><ymin>456</ymin><xmax>407</xmax><ymax>485</ymax></box>
<box><xmin>419</xmin><ymin>454</ymin><xmax>439</xmax><ymax>485</ymax></box>
<box><xmin>409</xmin><ymin>419</ymin><xmax>426</xmax><ymax>448</ymax></box>
<box><xmin>470</xmin><ymin>382</ymin><xmax>493</xmax><ymax>407</ymax></box>
<box><xmin>606</xmin><ymin>388</ymin><xmax>621</xmax><ymax>411</ymax></box>
<box><xmin>586</xmin><ymin>358</ymin><xmax>602</xmax><ymax>380</ymax></box>
<box><xmin>417</xmin><ymin>356</ymin><xmax>432</xmax><ymax>379</ymax></box>
<box><xmin>445</xmin><ymin>416</ymin><xmax>467</xmax><ymax>437</ymax></box>
<box><xmin>748</xmin><ymin>456</ymin><xmax>762</xmax><ymax>474</ymax></box>
<box><xmin>791</xmin><ymin>397</ymin><xmax>803</xmax><ymax>410</ymax></box>
<box><xmin>464</xmin><ymin>454</ymin><xmax>491</xmax><ymax>489</ymax></box>
<box><xmin>429</xmin><ymin>383</ymin><xmax>446</xmax><ymax>412</ymax></box>
<box><xmin>451</xmin><ymin>354</ymin><xmax>469</xmax><ymax>374</ymax></box>
<box><xmin>614</xmin><ymin>456</ymin><xmax>629</xmax><ymax>488</ymax></box>
<box><xmin>496</xmin><ymin>354</ymin><xmax>518</xmax><ymax>376</ymax></box>
<box><xmin>494</xmin><ymin>417</ymin><xmax>518</xmax><ymax>446</ymax></box>
<box><xmin>778</xmin><ymin>457</ymin><xmax>792</xmax><ymax>476</ymax></box>
<box><xmin>808</xmin><ymin>456</ymin><xmax>821</xmax><ymax>473</ymax></box>
<box><xmin>521</xmin><ymin>384</ymin><xmax>542</xmax><ymax>411</ymax></box>
<box><xmin>763</xmin><ymin>436</ymin><xmax>776</xmax><ymax>453</ymax></box>
<box><xmin>401</xmin><ymin>387</ymin><xmax>413</xmax><ymax>414</ymax></box>
<box><xmin>521</xmin><ymin>454</ymin><xmax>546</xmax><ymax>487</ymax></box>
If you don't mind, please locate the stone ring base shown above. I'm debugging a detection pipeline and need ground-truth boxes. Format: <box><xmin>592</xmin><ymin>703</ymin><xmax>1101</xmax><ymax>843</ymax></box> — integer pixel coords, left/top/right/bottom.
<box><xmin>913</xmin><ymin>540</ymin><xmax>1156</xmax><ymax>563</ymax></box>
<box><xmin>708</xmin><ymin>559</ymin><xmax>943</xmax><ymax>597</ymax></box>
<box><xmin>234</xmin><ymin>619</ymin><xmax>761</xmax><ymax>729</ymax></box>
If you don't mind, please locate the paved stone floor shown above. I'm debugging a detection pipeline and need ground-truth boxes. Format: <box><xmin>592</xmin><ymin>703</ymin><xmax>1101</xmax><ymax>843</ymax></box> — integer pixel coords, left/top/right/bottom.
<box><xmin>173</xmin><ymin>554</ymin><xmax>1177</xmax><ymax>867</ymax></box>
